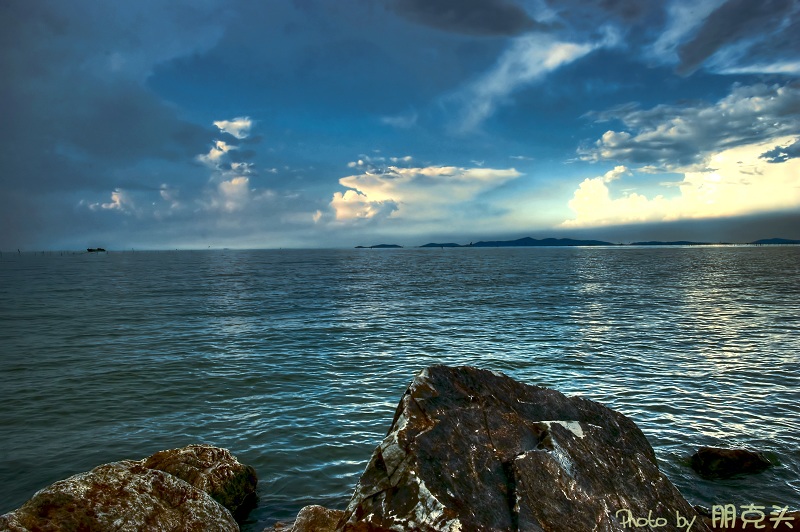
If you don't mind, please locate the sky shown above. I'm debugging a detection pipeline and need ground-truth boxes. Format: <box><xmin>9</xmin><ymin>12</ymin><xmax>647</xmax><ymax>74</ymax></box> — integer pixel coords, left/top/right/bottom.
<box><xmin>1</xmin><ymin>0</ymin><xmax>799</xmax><ymax>249</ymax></box>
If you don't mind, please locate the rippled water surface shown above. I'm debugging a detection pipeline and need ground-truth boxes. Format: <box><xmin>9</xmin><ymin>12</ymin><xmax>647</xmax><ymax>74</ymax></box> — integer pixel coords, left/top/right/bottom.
<box><xmin>1</xmin><ymin>247</ymin><xmax>798</xmax><ymax>527</ymax></box>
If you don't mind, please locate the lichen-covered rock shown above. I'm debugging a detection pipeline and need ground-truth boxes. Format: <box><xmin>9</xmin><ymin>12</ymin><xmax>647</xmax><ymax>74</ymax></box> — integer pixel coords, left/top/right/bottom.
<box><xmin>143</xmin><ymin>444</ymin><xmax>258</xmax><ymax>519</ymax></box>
<box><xmin>690</xmin><ymin>447</ymin><xmax>772</xmax><ymax>479</ymax></box>
<box><xmin>0</xmin><ymin>445</ymin><xmax>257</xmax><ymax>532</ymax></box>
<box><xmin>338</xmin><ymin>365</ymin><xmax>710</xmax><ymax>532</ymax></box>
<box><xmin>0</xmin><ymin>460</ymin><xmax>238</xmax><ymax>532</ymax></box>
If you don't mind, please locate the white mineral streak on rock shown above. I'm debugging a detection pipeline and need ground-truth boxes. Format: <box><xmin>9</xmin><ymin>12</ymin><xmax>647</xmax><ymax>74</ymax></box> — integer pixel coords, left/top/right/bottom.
<box><xmin>405</xmin><ymin>476</ymin><xmax>462</xmax><ymax>531</ymax></box>
<box><xmin>380</xmin><ymin>411</ymin><xmax>408</xmax><ymax>482</ymax></box>
<box><xmin>549</xmin><ymin>438</ymin><xmax>576</xmax><ymax>477</ymax></box>
<box><xmin>540</xmin><ymin>420</ymin><xmax>587</xmax><ymax>438</ymax></box>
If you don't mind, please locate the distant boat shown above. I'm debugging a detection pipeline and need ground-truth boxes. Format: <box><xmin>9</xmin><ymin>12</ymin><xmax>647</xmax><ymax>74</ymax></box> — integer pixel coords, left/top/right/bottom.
<box><xmin>87</xmin><ymin>248</ymin><xmax>106</xmax><ymax>253</ymax></box>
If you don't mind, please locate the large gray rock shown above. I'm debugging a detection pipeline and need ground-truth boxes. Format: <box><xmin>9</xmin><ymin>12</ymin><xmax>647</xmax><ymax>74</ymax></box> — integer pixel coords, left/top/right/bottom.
<box><xmin>0</xmin><ymin>445</ymin><xmax>256</xmax><ymax>532</ymax></box>
<box><xmin>337</xmin><ymin>365</ymin><xmax>710</xmax><ymax>532</ymax></box>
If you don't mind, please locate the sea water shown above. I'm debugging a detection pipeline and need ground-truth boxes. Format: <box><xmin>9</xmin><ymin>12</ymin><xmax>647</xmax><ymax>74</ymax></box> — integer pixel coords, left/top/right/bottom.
<box><xmin>1</xmin><ymin>246</ymin><xmax>798</xmax><ymax>528</ymax></box>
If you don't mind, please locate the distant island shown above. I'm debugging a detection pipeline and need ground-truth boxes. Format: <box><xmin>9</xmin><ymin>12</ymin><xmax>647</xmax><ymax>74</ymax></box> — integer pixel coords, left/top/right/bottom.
<box><xmin>751</xmin><ymin>238</ymin><xmax>800</xmax><ymax>245</ymax></box>
<box><xmin>471</xmin><ymin>237</ymin><xmax>614</xmax><ymax>247</ymax></box>
<box><xmin>630</xmin><ymin>241</ymin><xmax>712</xmax><ymax>246</ymax></box>
<box><xmin>354</xmin><ymin>236</ymin><xmax>800</xmax><ymax>248</ymax></box>
<box><xmin>631</xmin><ymin>238</ymin><xmax>800</xmax><ymax>246</ymax></box>
<box><xmin>417</xmin><ymin>237</ymin><xmax>615</xmax><ymax>247</ymax></box>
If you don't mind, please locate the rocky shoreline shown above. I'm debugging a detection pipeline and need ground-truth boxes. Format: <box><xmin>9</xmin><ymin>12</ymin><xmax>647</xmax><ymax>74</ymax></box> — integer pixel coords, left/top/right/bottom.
<box><xmin>0</xmin><ymin>445</ymin><xmax>257</xmax><ymax>532</ymax></box>
<box><xmin>2</xmin><ymin>366</ymin><xmax>796</xmax><ymax>531</ymax></box>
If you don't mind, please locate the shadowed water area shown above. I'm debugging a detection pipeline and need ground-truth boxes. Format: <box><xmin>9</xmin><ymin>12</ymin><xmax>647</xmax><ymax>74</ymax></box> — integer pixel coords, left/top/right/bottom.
<box><xmin>1</xmin><ymin>247</ymin><xmax>798</xmax><ymax>528</ymax></box>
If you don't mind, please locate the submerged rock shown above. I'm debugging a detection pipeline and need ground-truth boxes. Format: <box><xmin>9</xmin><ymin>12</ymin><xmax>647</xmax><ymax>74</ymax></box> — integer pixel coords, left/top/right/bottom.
<box><xmin>337</xmin><ymin>365</ymin><xmax>709</xmax><ymax>531</ymax></box>
<box><xmin>690</xmin><ymin>447</ymin><xmax>772</xmax><ymax>479</ymax></box>
<box><xmin>0</xmin><ymin>445</ymin><xmax>256</xmax><ymax>532</ymax></box>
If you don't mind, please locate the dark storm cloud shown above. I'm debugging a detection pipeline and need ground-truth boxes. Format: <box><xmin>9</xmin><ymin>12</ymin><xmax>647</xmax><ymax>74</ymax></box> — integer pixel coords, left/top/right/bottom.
<box><xmin>740</xmin><ymin>13</ymin><xmax>800</xmax><ymax>68</ymax></box>
<box><xmin>544</xmin><ymin>0</ymin><xmax>659</xmax><ymax>23</ymax></box>
<box><xmin>676</xmin><ymin>0</ymin><xmax>796</xmax><ymax>75</ymax></box>
<box><xmin>760</xmin><ymin>138</ymin><xmax>800</xmax><ymax>163</ymax></box>
<box><xmin>588</xmin><ymin>0</ymin><xmax>653</xmax><ymax>21</ymax></box>
<box><xmin>0</xmin><ymin>1</ymin><xmax>218</xmax><ymax>166</ymax></box>
<box><xmin>536</xmin><ymin>0</ymin><xmax>664</xmax><ymax>43</ymax></box>
<box><xmin>0</xmin><ymin>0</ymin><xmax>227</xmax><ymax>248</ymax></box>
<box><xmin>388</xmin><ymin>0</ymin><xmax>545</xmax><ymax>36</ymax></box>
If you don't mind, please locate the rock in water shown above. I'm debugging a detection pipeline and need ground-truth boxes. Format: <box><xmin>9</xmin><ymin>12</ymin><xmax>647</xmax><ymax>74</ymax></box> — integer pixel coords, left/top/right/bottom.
<box><xmin>338</xmin><ymin>365</ymin><xmax>709</xmax><ymax>532</ymax></box>
<box><xmin>0</xmin><ymin>445</ymin><xmax>256</xmax><ymax>532</ymax></box>
<box><xmin>690</xmin><ymin>447</ymin><xmax>772</xmax><ymax>479</ymax></box>
<box><xmin>0</xmin><ymin>460</ymin><xmax>238</xmax><ymax>532</ymax></box>
<box><xmin>271</xmin><ymin>505</ymin><xmax>346</xmax><ymax>532</ymax></box>
<box><xmin>143</xmin><ymin>444</ymin><xmax>258</xmax><ymax>519</ymax></box>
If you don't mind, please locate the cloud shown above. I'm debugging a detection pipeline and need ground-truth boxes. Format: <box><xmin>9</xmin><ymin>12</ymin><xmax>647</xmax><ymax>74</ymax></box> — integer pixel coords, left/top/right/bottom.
<box><xmin>0</xmin><ymin>0</ymin><xmax>228</xmax><ymax>248</ymax></box>
<box><xmin>197</xmin><ymin>140</ymin><xmax>239</xmax><ymax>167</ymax></box>
<box><xmin>760</xmin><ymin>138</ymin><xmax>800</xmax><ymax>163</ymax></box>
<box><xmin>89</xmin><ymin>189</ymin><xmax>133</xmax><ymax>212</ymax></box>
<box><xmin>213</xmin><ymin>117</ymin><xmax>253</xmax><ymax>139</ymax></box>
<box><xmin>328</xmin><ymin>160</ymin><xmax>522</xmax><ymax>222</ymax></box>
<box><xmin>452</xmin><ymin>33</ymin><xmax>601</xmax><ymax>132</ymax></box>
<box><xmin>600</xmin><ymin>165</ymin><xmax>630</xmax><ymax>182</ymax></box>
<box><xmin>542</xmin><ymin>0</ymin><xmax>658</xmax><ymax>23</ymax></box>
<box><xmin>388</xmin><ymin>0</ymin><xmax>545</xmax><ymax>36</ymax></box>
<box><xmin>563</xmin><ymin>137</ymin><xmax>800</xmax><ymax>228</ymax></box>
<box><xmin>330</xmin><ymin>190</ymin><xmax>399</xmax><ymax>221</ymax></box>
<box><xmin>639</xmin><ymin>0</ymin><xmax>800</xmax><ymax>76</ymax></box>
<box><xmin>192</xmin><ymin>122</ymin><xmax>275</xmax><ymax>214</ymax></box>
<box><xmin>381</xmin><ymin>110</ymin><xmax>418</xmax><ymax>129</ymax></box>
<box><xmin>84</xmin><ymin>117</ymin><xmax>270</xmax><ymax>222</ymax></box>
<box><xmin>716</xmin><ymin>61</ymin><xmax>800</xmax><ymax>76</ymax></box>
<box><xmin>648</xmin><ymin>0</ymin><xmax>727</xmax><ymax>65</ymax></box>
<box><xmin>674</xmin><ymin>0</ymin><xmax>798</xmax><ymax>75</ymax></box>
<box><xmin>580</xmin><ymin>82</ymin><xmax>800</xmax><ymax>170</ymax></box>
<box><xmin>216</xmin><ymin>176</ymin><xmax>251</xmax><ymax>212</ymax></box>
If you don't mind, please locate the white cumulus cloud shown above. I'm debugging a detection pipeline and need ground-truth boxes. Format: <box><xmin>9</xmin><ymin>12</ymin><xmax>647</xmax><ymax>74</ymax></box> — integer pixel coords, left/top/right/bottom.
<box><xmin>197</xmin><ymin>140</ymin><xmax>238</xmax><ymax>167</ymax></box>
<box><xmin>563</xmin><ymin>137</ymin><xmax>800</xmax><ymax>228</ymax></box>
<box><xmin>328</xmin><ymin>160</ymin><xmax>522</xmax><ymax>222</ymax></box>
<box><xmin>216</xmin><ymin>176</ymin><xmax>251</xmax><ymax>212</ymax></box>
<box><xmin>330</xmin><ymin>190</ymin><xmax>399</xmax><ymax>221</ymax></box>
<box><xmin>213</xmin><ymin>116</ymin><xmax>253</xmax><ymax>139</ymax></box>
<box><xmin>88</xmin><ymin>189</ymin><xmax>133</xmax><ymax>213</ymax></box>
